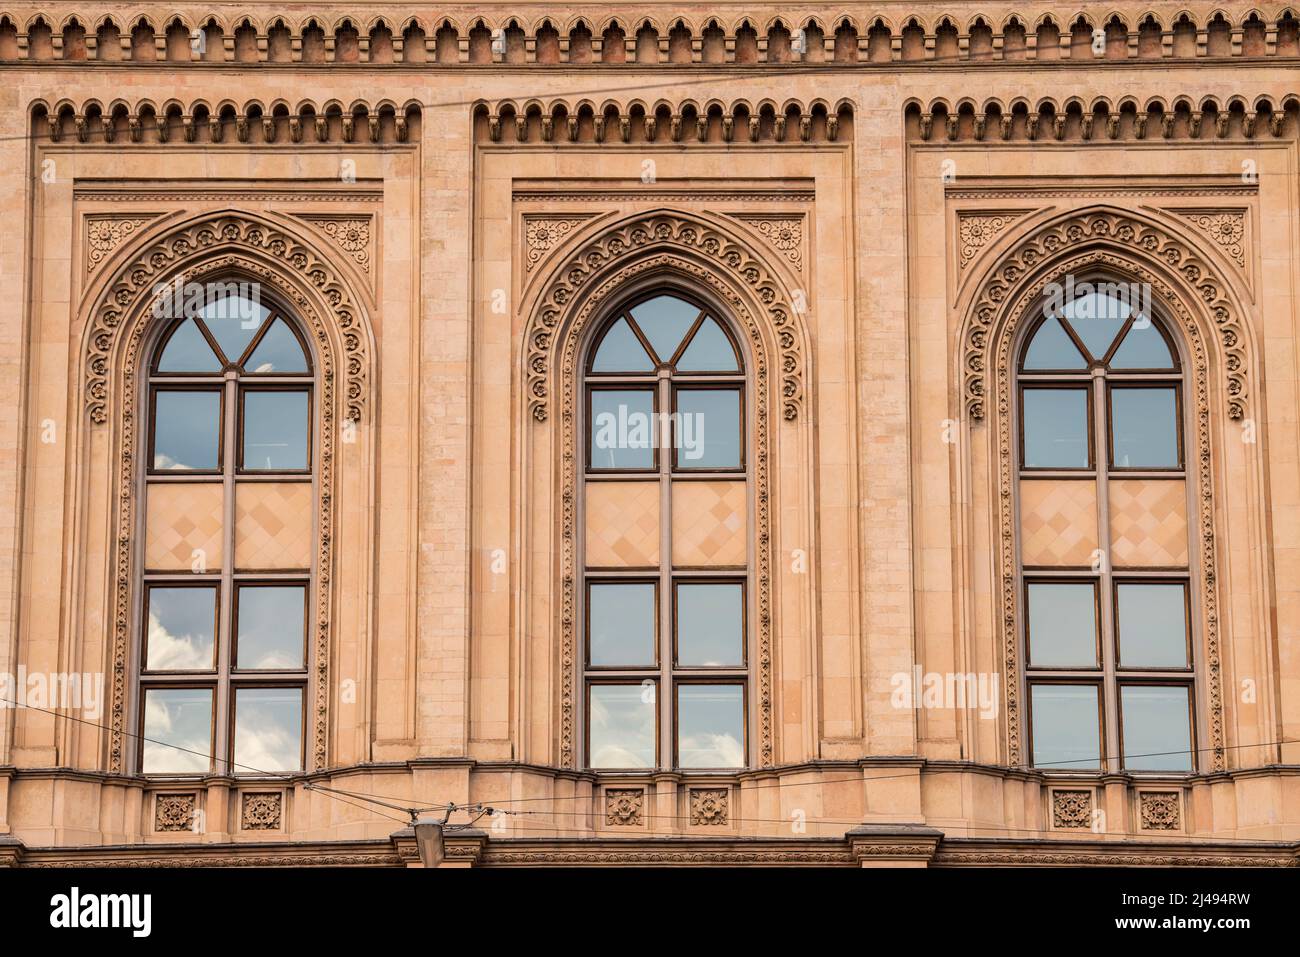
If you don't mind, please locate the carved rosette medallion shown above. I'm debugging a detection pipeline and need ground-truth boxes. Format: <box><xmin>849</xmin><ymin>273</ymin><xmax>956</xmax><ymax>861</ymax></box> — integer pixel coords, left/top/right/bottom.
<box><xmin>1175</xmin><ymin>210</ymin><xmax>1247</xmax><ymax>268</ymax></box>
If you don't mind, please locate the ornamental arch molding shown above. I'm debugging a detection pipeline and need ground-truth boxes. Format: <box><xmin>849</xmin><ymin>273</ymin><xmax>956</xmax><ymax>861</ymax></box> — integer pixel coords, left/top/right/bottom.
<box><xmin>76</xmin><ymin>209</ymin><xmax>377</xmax><ymax>774</ymax></box>
<box><xmin>960</xmin><ymin>206</ymin><xmax>1258</xmax><ymax>773</ymax></box>
<box><xmin>523</xmin><ymin>209</ymin><xmax>813</xmax><ymax>770</ymax></box>
<box><xmin>959</xmin><ymin>207</ymin><xmax>1256</xmax><ymax>424</ymax></box>
<box><xmin>523</xmin><ymin>209</ymin><xmax>810</xmax><ymax>423</ymax></box>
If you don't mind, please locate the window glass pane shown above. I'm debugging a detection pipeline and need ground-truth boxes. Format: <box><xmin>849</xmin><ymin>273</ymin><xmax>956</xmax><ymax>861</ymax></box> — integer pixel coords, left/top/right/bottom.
<box><xmin>1027</xmin><ymin>583</ymin><xmax>1097</xmax><ymax>667</ymax></box>
<box><xmin>1121</xmin><ymin>685</ymin><xmax>1193</xmax><ymax>771</ymax></box>
<box><xmin>676</xmin><ymin>317</ymin><xmax>739</xmax><ymax>372</ymax></box>
<box><xmin>141</xmin><ymin>688</ymin><xmax>212</xmax><ymax>774</ymax></box>
<box><xmin>677</xmin><ymin>583</ymin><xmax>744</xmax><ymax>666</ymax></box>
<box><xmin>242</xmin><ymin>391</ymin><xmax>309</xmax><ymax>471</ymax></box>
<box><xmin>244</xmin><ymin>318</ymin><xmax>309</xmax><ymax>374</ymax></box>
<box><xmin>198</xmin><ymin>294</ymin><xmax>270</xmax><ymax>365</ymax></box>
<box><xmin>232</xmin><ymin>687</ymin><xmax>303</xmax><ymax>774</ymax></box>
<box><xmin>1109</xmin><ymin>319</ymin><xmax>1175</xmax><ymax>370</ymax></box>
<box><xmin>588</xmin><ymin>583</ymin><xmax>655</xmax><ymax>666</ymax></box>
<box><xmin>675</xmin><ymin>389</ymin><xmax>741</xmax><ymax>469</ymax></box>
<box><xmin>591</xmin><ymin>317</ymin><xmax>654</xmax><ymax>372</ymax></box>
<box><xmin>1023</xmin><ymin>316</ymin><xmax>1087</xmax><ymax>370</ymax></box>
<box><xmin>1111</xmin><ymin>387</ymin><xmax>1179</xmax><ymax>468</ymax></box>
<box><xmin>1060</xmin><ymin>291</ymin><xmax>1130</xmax><ymax>361</ymax></box>
<box><xmin>629</xmin><ymin>295</ymin><xmax>699</xmax><ymax>363</ymax></box>
<box><xmin>588</xmin><ymin>684</ymin><xmax>655</xmax><ymax>768</ymax></box>
<box><xmin>589</xmin><ymin>389</ymin><xmax>655</xmax><ymax>469</ymax></box>
<box><xmin>236</xmin><ymin>585</ymin><xmax>306</xmax><ymax>670</ymax></box>
<box><xmin>156</xmin><ymin>319</ymin><xmax>221</xmax><ymax>373</ymax></box>
<box><xmin>1021</xmin><ymin>388</ymin><xmax>1089</xmax><ymax>468</ymax></box>
<box><xmin>1117</xmin><ymin>583</ymin><xmax>1188</xmax><ymax>668</ymax></box>
<box><xmin>145</xmin><ymin>586</ymin><xmax>217</xmax><ymax>671</ymax></box>
<box><xmin>1030</xmin><ymin>684</ymin><xmax>1100</xmax><ymax>770</ymax></box>
<box><xmin>153</xmin><ymin>390</ymin><xmax>221</xmax><ymax>470</ymax></box>
<box><xmin>677</xmin><ymin>684</ymin><xmax>745</xmax><ymax>768</ymax></box>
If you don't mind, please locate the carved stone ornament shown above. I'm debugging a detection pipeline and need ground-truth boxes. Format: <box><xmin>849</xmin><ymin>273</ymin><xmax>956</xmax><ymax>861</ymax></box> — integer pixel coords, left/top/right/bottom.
<box><xmin>1140</xmin><ymin>792</ymin><xmax>1181</xmax><ymax>830</ymax></box>
<box><xmin>1051</xmin><ymin>790</ymin><xmax>1093</xmax><ymax>829</ymax></box>
<box><xmin>989</xmin><ymin>235</ymin><xmax>1228</xmax><ymax>771</ymax></box>
<box><xmin>241</xmin><ymin>792</ymin><xmax>284</xmax><ymax>830</ymax></box>
<box><xmin>92</xmin><ymin>212</ymin><xmax>368</xmax><ymax>774</ymax></box>
<box><xmin>957</xmin><ymin>211</ymin><xmax>1028</xmax><ymax>269</ymax></box>
<box><xmin>690</xmin><ymin>788</ymin><xmax>730</xmax><ymax>826</ymax></box>
<box><xmin>604</xmin><ymin>789</ymin><xmax>644</xmax><ymax>826</ymax></box>
<box><xmin>526</xmin><ymin>211</ymin><xmax>806</xmax><ymax>422</ymax></box>
<box><xmin>963</xmin><ymin>209</ymin><xmax>1251</xmax><ymax>422</ymax></box>
<box><xmin>296</xmin><ymin>215</ymin><xmax>373</xmax><ymax>273</ymax></box>
<box><xmin>1175</xmin><ymin>210</ymin><xmax>1247</xmax><ymax>268</ymax></box>
<box><xmin>155</xmin><ymin>793</ymin><xmax>197</xmax><ymax>832</ymax></box>
<box><xmin>524</xmin><ymin>215</ymin><xmax>587</xmax><ymax>271</ymax></box>
<box><xmin>728</xmin><ymin>214</ymin><xmax>805</xmax><ymax>271</ymax></box>
<box><xmin>86</xmin><ymin>215</ymin><xmax>156</xmax><ymax>274</ymax></box>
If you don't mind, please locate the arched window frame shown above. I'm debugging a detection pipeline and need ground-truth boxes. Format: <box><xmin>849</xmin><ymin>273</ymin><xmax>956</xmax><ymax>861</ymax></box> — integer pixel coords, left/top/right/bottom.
<box><xmin>578</xmin><ymin>283</ymin><xmax>754</xmax><ymax>772</ymax></box>
<box><xmin>1013</xmin><ymin>271</ymin><xmax>1202</xmax><ymax>776</ymax></box>
<box><xmin>130</xmin><ymin>279</ymin><xmax>319</xmax><ymax>778</ymax></box>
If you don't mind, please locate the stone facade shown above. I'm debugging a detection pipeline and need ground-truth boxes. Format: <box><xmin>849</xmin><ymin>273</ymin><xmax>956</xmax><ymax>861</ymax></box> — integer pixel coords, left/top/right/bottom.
<box><xmin>0</xmin><ymin>3</ymin><xmax>1298</xmax><ymax>867</ymax></box>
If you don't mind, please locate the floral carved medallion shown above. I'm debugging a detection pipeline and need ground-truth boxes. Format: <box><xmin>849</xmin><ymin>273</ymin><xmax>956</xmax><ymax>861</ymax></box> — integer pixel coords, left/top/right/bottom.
<box><xmin>155</xmin><ymin>793</ymin><xmax>197</xmax><ymax>832</ymax></box>
<box><xmin>690</xmin><ymin>788</ymin><xmax>730</xmax><ymax>825</ymax></box>
<box><xmin>604</xmin><ymin>789</ymin><xmax>644</xmax><ymax>826</ymax></box>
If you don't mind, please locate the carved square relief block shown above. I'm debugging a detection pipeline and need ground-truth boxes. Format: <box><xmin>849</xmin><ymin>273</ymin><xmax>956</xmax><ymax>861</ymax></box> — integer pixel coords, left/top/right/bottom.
<box><xmin>604</xmin><ymin>788</ymin><xmax>645</xmax><ymax>827</ymax></box>
<box><xmin>241</xmin><ymin>792</ymin><xmax>284</xmax><ymax>831</ymax></box>
<box><xmin>154</xmin><ymin>792</ymin><xmax>198</xmax><ymax>833</ymax></box>
<box><xmin>689</xmin><ymin>787</ymin><xmax>730</xmax><ymax>826</ymax></box>
<box><xmin>1049</xmin><ymin>788</ymin><xmax>1095</xmax><ymax>830</ymax></box>
<box><xmin>1137</xmin><ymin>790</ymin><xmax>1183</xmax><ymax>832</ymax></box>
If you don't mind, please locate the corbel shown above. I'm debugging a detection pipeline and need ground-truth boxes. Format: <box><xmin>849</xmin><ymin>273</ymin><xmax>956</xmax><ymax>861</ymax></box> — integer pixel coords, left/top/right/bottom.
<box><xmin>315</xmin><ymin>114</ymin><xmax>329</xmax><ymax>142</ymax></box>
<box><xmin>798</xmin><ymin>113</ymin><xmax>811</xmax><ymax>142</ymax></box>
<box><xmin>262</xmin><ymin>115</ymin><xmax>276</xmax><ymax>142</ymax></box>
<box><xmin>644</xmin><ymin>115</ymin><xmax>656</xmax><ymax>142</ymax></box>
<box><xmin>128</xmin><ymin>114</ymin><xmax>142</xmax><ymax>143</ymax></box>
<box><xmin>289</xmin><ymin>116</ymin><xmax>302</xmax><ymax>143</ymax></box>
<box><xmin>748</xmin><ymin>115</ymin><xmax>760</xmax><ymax>141</ymax></box>
<box><xmin>515</xmin><ymin>114</ymin><xmax>529</xmax><ymax>142</ymax></box>
<box><xmin>593</xmin><ymin>115</ymin><xmax>605</xmax><ymax>143</ymax></box>
<box><xmin>368</xmin><ymin>114</ymin><xmax>380</xmax><ymax>143</ymax></box>
<box><xmin>774</xmin><ymin>114</ymin><xmax>786</xmax><ymax>141</ymax></box>
<box><xmin>1133</xmin><ymin>112</ymin><xmax>1148</xmax><ymax>139</ymax></box>
<box><xmin>540</xmin><ymin>115</ymin><xmax>553</xmax><ymax>142</ymax></box>
<box><xmin>669</xmin><ymin>114</ymin><xmax>682</xmax><ymax>142</ymax></box>
<box><xmin>395</xmin><ymin>114</ymin><xmax>408</xmax><ymax>143</ymax></box>
<box><xmin>918</xmin><ymin>112</ymin><xmax>933</xmax><ymax>141</ymax></box>
<box><xmin>341</xmin><ymin>114</ymin><xmax>354</xmax><ymax>143</ymax></box>
<box><xmin>827</xmin><ymin>113</ymin><xmax>839</xmax><ymax>141</ymax></box>
<box><xmin>235</xmin><ymin>115</ymin><xmax>249</xmax><ymax>142</ymax></box>
<box><xmin>721</xmin><ymin>113</ymin><xmax>734</xmax><ymax>142</ymax></box>
<box><xmin>567</xmin><ymin>115</ymin><xmax>579</xmax><ymax>142</ymax></box>
<box><xmin>618</xmin><ymin>114</ymin><xmax>631</xmax><ymax>143</ymax></box>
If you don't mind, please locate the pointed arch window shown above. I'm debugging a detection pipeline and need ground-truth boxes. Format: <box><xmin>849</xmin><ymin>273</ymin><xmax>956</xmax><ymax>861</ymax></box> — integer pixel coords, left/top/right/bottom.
<box><xmin>581</xmin><ymin>291</ymin><xmax>749</xmax><ymax>771</ymax></box>
<box><xmin>1017</xmin><ymin>280</ymin><xmax>1196</xmax><ymax>774</ymax></box>
<box><xmin>137</xmin><ymin>286</ymin><xmax>314</xmax><ymax>776</ymax></box>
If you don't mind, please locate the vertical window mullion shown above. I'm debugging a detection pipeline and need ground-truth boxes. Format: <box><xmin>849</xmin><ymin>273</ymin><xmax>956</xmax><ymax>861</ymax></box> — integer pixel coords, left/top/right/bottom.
<box><xmin>658</xmin><ymin>370</ymin><xmax>672</xmax><ymax>770</ymax></box>
<box><xmin>214</xmin><ymin>374</ymin><xmax>237</xmax><ymax>773</ymax></box>
<box><xmin>1094</xmin><ymin>368</ymin><xmax>1120</xmax><ymax>772</ymax></box>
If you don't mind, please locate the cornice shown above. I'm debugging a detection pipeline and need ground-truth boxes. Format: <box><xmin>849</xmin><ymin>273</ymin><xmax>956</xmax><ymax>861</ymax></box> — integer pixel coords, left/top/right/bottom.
<box><xmin>2</xmin><ymin>5</ymin><xmax>1300</xmax><ymax>68</ymax></box>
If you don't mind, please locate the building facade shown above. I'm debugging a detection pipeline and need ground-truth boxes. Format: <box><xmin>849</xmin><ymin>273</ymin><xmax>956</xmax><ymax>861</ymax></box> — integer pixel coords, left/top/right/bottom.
<box><xmin>1</xmin><ymin>2</ymin><xmax>1299</xmax><ymax>867</ymax></box>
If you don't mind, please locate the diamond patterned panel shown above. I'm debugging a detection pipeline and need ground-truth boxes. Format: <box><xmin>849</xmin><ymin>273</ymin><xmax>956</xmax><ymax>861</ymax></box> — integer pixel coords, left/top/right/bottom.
<box><xmin>585</xmin><ymin>481</ymin><xmax>659</xmax><ymax>568</ymax></box>
<box><xmin>1110</xmin><ymin>479</ymin><xmax>1188</xmax><ymax>568</ymax></box>
<box><xmin>672</xmin><ymin>481</ymin><xmax>747</xmax><ymax>567</ymax></box>
<box><xmin>1020</xmin><ymin>479</ymin><xmax>1098</xmax><ymax>567</ymax></box>
<box><xmin>235</xmin><ymin>482</ymin><xmax>313</xmax><ymax>570</ymax></box>
<box><xmin>145</xmin><ymin>483</ymin><xmax>224</xmax><ymax>570</ymax></box>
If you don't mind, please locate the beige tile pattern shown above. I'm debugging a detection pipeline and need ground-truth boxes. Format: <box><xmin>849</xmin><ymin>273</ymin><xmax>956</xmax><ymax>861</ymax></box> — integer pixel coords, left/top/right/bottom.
<box><xmin>585</xmin><ymin>481</ymin><xmax>659</xmax><ymax>567</ymax></box>
<box><xmin>234</xmin><ymin>482</ymin><xmax>313</xmax><ymax>570</ymax></box>
<box><xmin>1019</xmin><ymin>480</ymin><xmax>1098</xmax><ymax>567</ymax></box>
<box><xmin>672</xmin><ymin>481</ymin><xmax>747</xmax><ymax>567</ymax></box>
<box><xmin>144</xmin><ymin>483</ymin><xmax>224</xmax><ymax>571</ymax></box>
<box><xmin>1110</xmin><ymin>479</ymin><xmax>1189</xmax><ymax>568</ymax></box>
